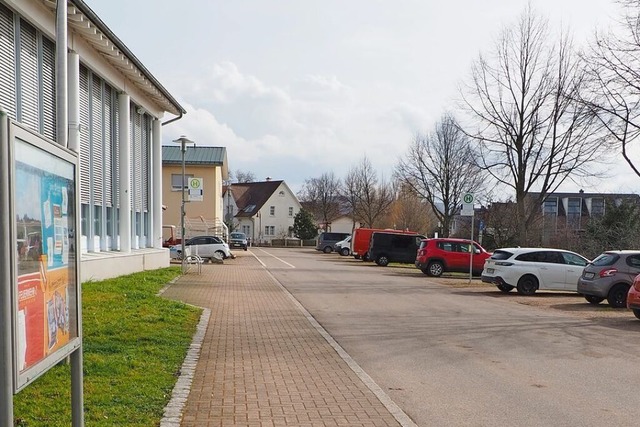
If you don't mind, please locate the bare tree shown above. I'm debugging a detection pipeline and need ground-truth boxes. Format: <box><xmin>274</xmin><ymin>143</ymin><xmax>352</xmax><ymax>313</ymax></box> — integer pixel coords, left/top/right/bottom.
<box><xmin>583</xmin><ymin>0</ymin><xmax>640</xmax><ymax>177</ymax></box>
<box><xmin>234</xmin><ymin>170</ymin><xmax>255</xmax><ymax>183</ymax></box>
<box><xmin>460</xmin><ymin>6</ymin><xmax>608</xmax><ymax>244</ymax></box>
<box><xmin>395</xmin><ymin>114</ymin><xmax>484</xmax><ymax>237</ymax></box>
<box><xmin>389</xmin><ymin>184</ymin><xmax>436</xmax><ymax>234</ymax></box>
<box><xmin>342</xmin><ymin>156</ymin><xmax>394</xmax><ymax>228</ymax></box>
<box><xmin>297</xmin><ymin>172</ymin><xmax>342</xmax><ymax>230</ymax></box>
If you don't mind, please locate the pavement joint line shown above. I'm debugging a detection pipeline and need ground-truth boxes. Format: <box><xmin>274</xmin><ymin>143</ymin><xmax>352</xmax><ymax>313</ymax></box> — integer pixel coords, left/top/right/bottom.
<box><xmin>160</xmin><ymin>305</ymin><xmax>211</xmax><ymax>427</ymax></box>
<box><xmin>261</xmin><ymin>266</ymin><xmax>419</xmax><ymax>427</ymax></box>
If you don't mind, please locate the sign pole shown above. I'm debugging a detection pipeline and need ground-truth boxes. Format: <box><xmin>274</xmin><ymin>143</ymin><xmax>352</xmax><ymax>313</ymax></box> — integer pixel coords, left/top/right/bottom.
<box><xmin>469</xmin><ymin>214</ymin><xmax>474</xmax><ymax>285</ymax></box>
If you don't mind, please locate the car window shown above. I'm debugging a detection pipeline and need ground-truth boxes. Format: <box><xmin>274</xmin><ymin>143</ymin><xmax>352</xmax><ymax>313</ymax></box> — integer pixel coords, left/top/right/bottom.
<box><xmin>541</xmin><ymin>251</ymin><xmax>564</xmax><ymax>264</ymax></box>
<box><xmin>626</xmin><ymin>254</ymin><xmax>640</xmax><ymax>268</ymax></box>
<box><xmin>211</xmin><ymin>236</ymin><xmax>223</xmax><ymax>244</ymax></box>
<box><xmin>391</xmin><ymin>235</ymin><xmax>413</xmax><ymax>249</ymax></box>
<box><xmin>591</xmin><ymin>253</ymin><xmax>620</xmax><ymax>266</ymax></box>
<box><xmin>438</xmin><ymin>241</ymin><xmax>454</xmax><ymax>252</ymax></box>
<box><xmin>491</xmin><ymin>250</ymin><xmax>513</xmax><ymax>260</ymax></box>
<box><xmin>458</xmin><ymin>243</ymin><xmax>470</xmax><ymax>253</ymax></box>
<box><xmin>515</xmin><ymin>252</ymin><xmax>538</xmax><ymax>262</ymax></box>
<box><xmin>189</xmin><ymin>237</ymin><xmax>205</xmax><ymax>246</ymax></box>
<box><xmin>419</xmin><ymin>240</ymin><xmax>429</xmax><ymax>250</ymax></box>
<box><xmin>231</xmin><ymin>233</ymin><xmax>245</xmax><ymax>239</ymax></box>
<box><xmin>561</xmin><ymin>252</ymin><xmax>588</xmax><ymax>266</ymax></box>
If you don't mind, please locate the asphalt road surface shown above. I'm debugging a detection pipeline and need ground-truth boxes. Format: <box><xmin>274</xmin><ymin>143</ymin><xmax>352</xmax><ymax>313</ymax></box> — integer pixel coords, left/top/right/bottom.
<box><xmin>251</xmin><ymin>247</ymin><xmax>640</xmax><ymax>427</ymax></box>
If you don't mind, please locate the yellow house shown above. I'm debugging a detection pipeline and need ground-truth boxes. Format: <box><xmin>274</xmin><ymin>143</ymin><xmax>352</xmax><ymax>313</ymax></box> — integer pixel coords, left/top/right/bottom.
<box><xmin>162</xmin><ymin>146</ymin><xmax>229</xmax><ymax>241</ymax></box>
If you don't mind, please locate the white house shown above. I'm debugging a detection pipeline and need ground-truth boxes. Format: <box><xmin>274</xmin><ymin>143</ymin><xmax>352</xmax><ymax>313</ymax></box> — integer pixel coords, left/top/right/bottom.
<box><xmin>0</xmin><ymin>0</ymin><xmax>186</xmax><ymax>281</ymax></box>
<box><xmin>223</xmin><ymin>180</ymin><xmax>302</xmax><ymax>244</ymax></box>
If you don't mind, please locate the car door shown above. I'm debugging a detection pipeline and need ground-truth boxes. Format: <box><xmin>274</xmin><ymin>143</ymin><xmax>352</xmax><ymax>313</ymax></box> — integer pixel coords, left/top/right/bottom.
<box><xmin>560</xmin><ymin>251</ymin><xmax>589</xmax><ymax>291</ymax></box>
<box><xmin>534</xmin><ymin>251</ymin><xmax>567</xmax><ymax>290</ymax></box>
<box><xmin>456</xmin><ymin>242</ymin><xmax>472</xmax><ymax>273</ymax></box>
<box><xmin>621</xmin><ymin>254</ymin><xmax>640</xmax><ymax>283</ymax></box>
<box><xmin>198</xmin><ymin>237</ymin><xmax>216</xmax><ymax>258</ymax></box>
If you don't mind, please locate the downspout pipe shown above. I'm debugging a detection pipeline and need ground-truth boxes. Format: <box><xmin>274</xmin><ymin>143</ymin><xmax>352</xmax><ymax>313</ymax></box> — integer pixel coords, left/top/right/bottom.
<box><xmin>56</xmin><ymin>0</ymin><xmax>68</xmax><ymax>148</ymax></box>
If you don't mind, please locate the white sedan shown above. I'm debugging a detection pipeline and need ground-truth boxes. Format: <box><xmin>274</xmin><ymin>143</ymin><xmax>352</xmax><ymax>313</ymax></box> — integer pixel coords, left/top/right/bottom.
<box><xmin>481</xmin><ymin>247</ymin><xmax>589</xmax><ymax>295</ymax></box>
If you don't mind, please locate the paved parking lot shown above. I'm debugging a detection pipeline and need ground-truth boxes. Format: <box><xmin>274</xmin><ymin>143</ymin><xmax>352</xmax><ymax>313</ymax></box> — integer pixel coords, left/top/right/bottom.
<box><xmin>415</xmin><ymin>273</ymin><xmax>637</xmax><ymax>326</ymax></box>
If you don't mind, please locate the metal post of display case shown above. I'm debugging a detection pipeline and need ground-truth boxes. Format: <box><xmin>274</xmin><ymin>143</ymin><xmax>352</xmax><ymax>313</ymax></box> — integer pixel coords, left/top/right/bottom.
<box><xmin>0</xmin><ymin>110</ymin><xmax>14</xmax><ymax>427</ymax></box>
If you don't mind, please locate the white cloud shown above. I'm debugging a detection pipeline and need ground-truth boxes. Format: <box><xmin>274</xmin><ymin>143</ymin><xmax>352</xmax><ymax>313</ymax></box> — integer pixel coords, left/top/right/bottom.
<box><xmin>162</xmin><ymin>61</ymin><xmax>427</xmax><ymax>191</ymax></box>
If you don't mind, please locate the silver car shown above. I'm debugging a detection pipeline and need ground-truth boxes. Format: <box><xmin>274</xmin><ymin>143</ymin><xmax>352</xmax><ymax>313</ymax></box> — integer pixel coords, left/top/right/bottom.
<box><xmin>172</xmin><ymin>235</ymin><xmax>231</xmax><ymax>261</ymax></box>
<box><xmin>577</xmin><ymin>250</ymin><xmax>640</xmax><ymax>308</ymax></box>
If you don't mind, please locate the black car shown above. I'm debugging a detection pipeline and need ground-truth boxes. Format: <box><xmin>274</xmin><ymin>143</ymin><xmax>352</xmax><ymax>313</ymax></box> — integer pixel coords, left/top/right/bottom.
<box><xmin>229</xmin><ymin>232</ymin><xmax>248</xmax><ymax>251</ymax></box>
<box><xmin>368</xmin><ymin>231</ymin><xmax>426</xmax><ymax>266</ymax></box>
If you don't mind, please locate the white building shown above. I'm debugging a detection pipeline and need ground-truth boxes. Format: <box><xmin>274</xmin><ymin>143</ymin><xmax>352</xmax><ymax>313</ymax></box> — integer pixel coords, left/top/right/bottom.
<box><xmin>1</xmin><ymin>0</ymin><xmax>185</xmax><ymax>281</ymax></box>
<box><xmin>223</xmin><ymin>180</ymin><xmax>302</xmax><ymax>244</ymax></box>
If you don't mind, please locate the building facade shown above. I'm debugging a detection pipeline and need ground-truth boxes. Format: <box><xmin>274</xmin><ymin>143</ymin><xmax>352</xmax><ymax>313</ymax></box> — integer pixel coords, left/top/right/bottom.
<box><xmin>224</xmin><ymin>180</ymin><xmax>302</xmax><ymax>244</ymax></box>
<box><xmin>161</xmin><ymin>145</ymin><xmax>229</xmax><ymax>240</ymax></box>
<box><xmin>1</xmin><ymin>0</ymin><xmax>185</xmax><ymax>280</ymax></box>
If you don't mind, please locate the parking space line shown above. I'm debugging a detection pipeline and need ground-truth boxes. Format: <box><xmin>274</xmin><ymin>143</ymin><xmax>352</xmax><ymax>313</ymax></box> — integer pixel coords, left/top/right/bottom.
<box><xmin>253</xmin><ymin>248</ymin><xmax>296</xmax><ymax>268</ymax></box>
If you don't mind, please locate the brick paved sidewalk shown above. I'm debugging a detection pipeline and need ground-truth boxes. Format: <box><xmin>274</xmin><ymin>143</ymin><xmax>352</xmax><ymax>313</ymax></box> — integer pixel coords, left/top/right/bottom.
<box><xmin>160</xmin><ymin>252</ymin><xmax>405</xmax><ymax>427</ymax></box>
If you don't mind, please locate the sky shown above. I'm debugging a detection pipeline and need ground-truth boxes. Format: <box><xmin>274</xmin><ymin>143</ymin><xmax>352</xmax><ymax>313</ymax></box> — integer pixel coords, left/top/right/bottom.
<box><xmin>85</xmin><ymin>0</ymin><xmax>637</xmax><ymax>197</ymax></box>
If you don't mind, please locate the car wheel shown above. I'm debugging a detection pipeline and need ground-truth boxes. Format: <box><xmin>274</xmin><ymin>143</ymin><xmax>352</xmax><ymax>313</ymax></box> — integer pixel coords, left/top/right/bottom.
<box><xmin>516</xmin><ymin>275</ymin><xmax>538</xmax><ymax>296</ymax></box>
<box><xmin>497</xmin><ymin>284</ymin><xmax>514</xmax><ymax>293</ymax></box>
<box><xmin>243</xmin><ymin>246</ymin><xmax>247</xmax><ymax>251</ymax></box>
<box><xmin>375</xmin><ymin>255</ymin><xmax>389</xmax><ymax>266</ymax></box>
<box><xmin>340</xmin><ymin>247</ymin><xmax>350</xmax><ymax>256</ymax></box>
<box><xmin>633</xmin><ymin>309</ymin><xmax>640</xmax><ymax>320</ymax></box>
<box><xmin>427</xmin><ymin>261</ymin><xmax>444</xmax><ymax>277</ymax></box>
<box><xmin>323</xmin><ymin>246</ymin><xmax>332</xmax><ymax>253</ymax></box>
<box><xmin>606</xmin><ymin>284</ymin><xmax>629</xmax><ymax>308</ymax></box>
<box><xmin>584</xmin><ymin>295</ymin><xmax>604</xmax><ymax>305</ymax></box>
<box><xmin>216</xmin><ymin>250</ymin><xmax>227</xmax><ymax>259</ymax></box>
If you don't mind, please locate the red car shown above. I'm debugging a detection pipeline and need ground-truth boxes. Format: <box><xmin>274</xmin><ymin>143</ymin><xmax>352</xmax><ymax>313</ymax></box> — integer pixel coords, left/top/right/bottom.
<box><xmin>415</xmin><ymin>238</ymin><xmax>491</xmax><ymax>277</ymax></box>
<box><xmin>627</xmin><ymin>274</ymin><xmax>640</xmax><ymax>319</ymax></box>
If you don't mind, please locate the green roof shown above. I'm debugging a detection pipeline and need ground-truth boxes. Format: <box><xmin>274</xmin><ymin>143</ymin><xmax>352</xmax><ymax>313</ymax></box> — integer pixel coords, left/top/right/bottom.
<box><xmin>162</xmin><ymin>146</ymin><xmax>227</xmax><ymax>165</ymax></box>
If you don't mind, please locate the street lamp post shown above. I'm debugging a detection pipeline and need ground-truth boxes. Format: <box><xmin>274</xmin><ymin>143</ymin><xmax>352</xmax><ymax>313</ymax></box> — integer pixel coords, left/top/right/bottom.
<box><xmin>173</xmin><ymin>136</ymin><xmax>194</xmax><ymax>273</ymax></box>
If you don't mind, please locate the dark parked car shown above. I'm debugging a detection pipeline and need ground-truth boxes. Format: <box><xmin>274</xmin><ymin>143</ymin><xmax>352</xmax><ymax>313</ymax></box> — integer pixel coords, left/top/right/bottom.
<box><xmin>577</xmin><ymin>250</ymin><xmax>640</xmax><ymax>308</ymax></box>
<box><xmin>368</xmin><ymin>231</ymin><xmax>426</xmax><ymax>266</ymax></box>
<box><xmin>316</xmin><ymin>232</ymin><xmax>351</xmax><ymax>253</ymax></box>
<box><xmin>229</xmin><ymin>232</ymin><xmax>248</xmax><ymax>251</ymax></box>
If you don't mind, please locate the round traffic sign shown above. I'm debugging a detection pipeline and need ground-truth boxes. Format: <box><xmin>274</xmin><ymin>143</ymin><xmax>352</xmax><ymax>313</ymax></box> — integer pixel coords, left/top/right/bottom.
<box><xmin>190</xmin><ymin>178</ymin><xmax>201</xmax><ymax>188</ymax></box>
<box><xmin>463</xmin><ymin>193</ymin><xmax>474</xmax><ymax>204</ymax></box>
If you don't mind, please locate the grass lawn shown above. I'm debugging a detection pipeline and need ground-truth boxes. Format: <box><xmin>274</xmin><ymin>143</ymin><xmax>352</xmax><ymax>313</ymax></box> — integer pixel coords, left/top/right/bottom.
<box><xmin>13</xmin><ymin>267</ymin><xmax>201</xmax><ymax>427</ymax></box>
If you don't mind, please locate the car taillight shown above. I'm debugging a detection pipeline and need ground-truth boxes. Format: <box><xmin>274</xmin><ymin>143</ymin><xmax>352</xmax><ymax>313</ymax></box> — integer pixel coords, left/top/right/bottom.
<box><xmin>495</xmin><ymin>261</ymin><xmax>514</xmax><ymax>266</ymax></box>
<box><xmin>599</xmin><ymin>268</ymin><xmax>618</xmax><ymax>278</ymax></box>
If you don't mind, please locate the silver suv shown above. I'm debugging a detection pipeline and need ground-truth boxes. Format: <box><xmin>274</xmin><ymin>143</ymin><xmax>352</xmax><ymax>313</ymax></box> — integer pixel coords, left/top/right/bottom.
<box><xmin>577</xmin><ymin>250</ymin><xmax>640</xmax><ymax>308</ymax></box>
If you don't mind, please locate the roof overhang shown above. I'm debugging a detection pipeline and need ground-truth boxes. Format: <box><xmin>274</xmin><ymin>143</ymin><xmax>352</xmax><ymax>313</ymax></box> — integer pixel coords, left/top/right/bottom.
<box><xmin>39</xmin><ymin>0</ymin><xmax>186</xmax><ymax>116</ymax></box>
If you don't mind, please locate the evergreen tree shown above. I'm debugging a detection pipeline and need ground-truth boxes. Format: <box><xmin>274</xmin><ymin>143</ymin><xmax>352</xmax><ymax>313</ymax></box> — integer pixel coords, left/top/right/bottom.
<box><xmin>292</xmin><ymin>209</ymin><xmax>318</xmax><ymax>240</ymax></box>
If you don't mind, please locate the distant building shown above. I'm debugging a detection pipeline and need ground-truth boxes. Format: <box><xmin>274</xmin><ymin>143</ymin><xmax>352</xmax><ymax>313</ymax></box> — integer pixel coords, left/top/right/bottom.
<box><xmin>161</xmin><ymin>146</ymin><xmax>229</xmax><ymax>240</ymax></box>
<box><xmin>223</xmin><ymin>180</ymin><xmax>302</xmax><ymax>244</ymax></box>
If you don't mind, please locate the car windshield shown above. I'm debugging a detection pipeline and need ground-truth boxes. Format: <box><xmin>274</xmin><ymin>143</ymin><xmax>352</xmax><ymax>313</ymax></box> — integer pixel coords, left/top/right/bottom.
<box><xmin>591</xmin><ymin>253</ymin><xmax>620</xmax><ymax>266</ymax></box>
<box><xmin>230</xmin><ymin>233</ymin><xmax>246</xmax><ymax>239</ymax></box>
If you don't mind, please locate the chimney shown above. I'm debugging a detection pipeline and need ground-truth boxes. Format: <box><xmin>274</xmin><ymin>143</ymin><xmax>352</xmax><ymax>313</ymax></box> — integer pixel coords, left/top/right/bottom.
<box><xmin>265</xmin><ymin>176</ymin><xmax>272</xmax><ymax>181</ymax></box>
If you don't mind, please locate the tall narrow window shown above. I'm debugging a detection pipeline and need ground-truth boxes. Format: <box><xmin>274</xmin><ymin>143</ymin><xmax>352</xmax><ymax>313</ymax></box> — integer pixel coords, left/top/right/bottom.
<box><xmin>269</xmin><ymin>206</ymin><xmax>275</xmax><ymax>216</ymax></box>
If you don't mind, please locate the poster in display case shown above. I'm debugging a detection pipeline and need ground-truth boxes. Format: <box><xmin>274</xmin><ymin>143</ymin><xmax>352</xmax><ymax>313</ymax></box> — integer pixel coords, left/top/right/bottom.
<box><xmin>8</xmin><ymin>124</ymin><xmax>81</xmax><ymax>392</ymax></box>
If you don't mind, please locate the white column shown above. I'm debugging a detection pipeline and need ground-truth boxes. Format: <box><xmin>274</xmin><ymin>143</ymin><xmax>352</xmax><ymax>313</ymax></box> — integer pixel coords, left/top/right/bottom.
<box><xmin>67</xmin><ymin>51</ymin><xmax>80</xmax><ymax>153</ymax></box>
<box><xmin>152</xmin><ymin>119</ymin><xmax>163</xmax><ymax>248</ymax></box>
<box><xmin>118</xmin><ymin>93</ymin><xmax>131</xmax><ymax>253</ymax></box>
